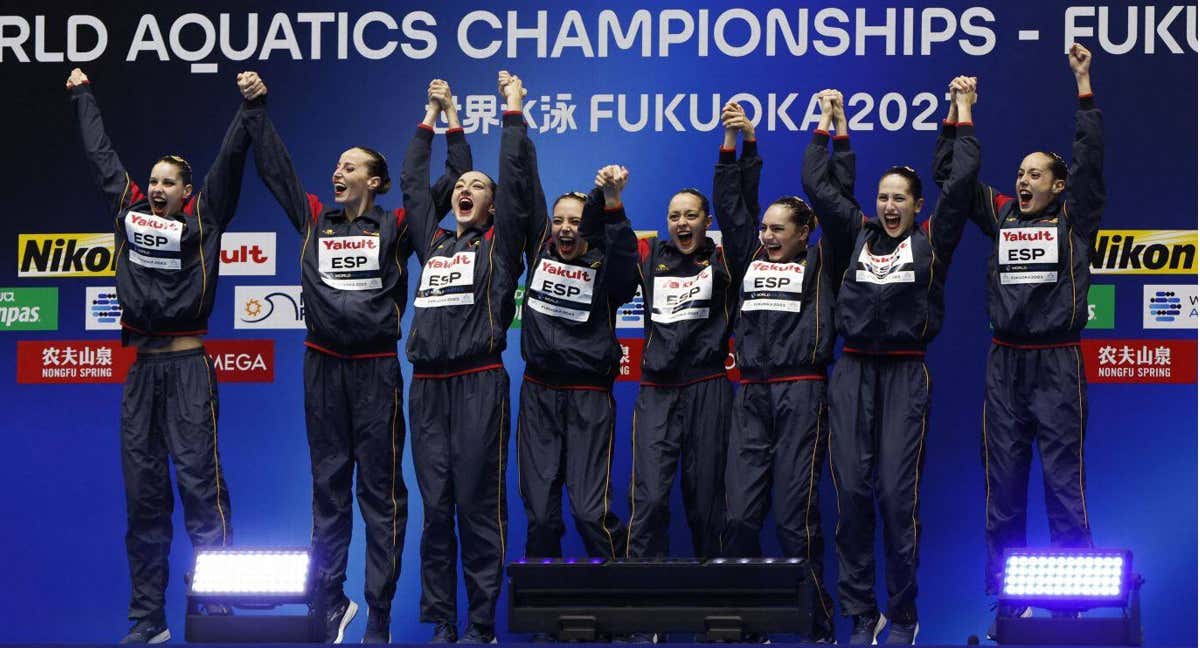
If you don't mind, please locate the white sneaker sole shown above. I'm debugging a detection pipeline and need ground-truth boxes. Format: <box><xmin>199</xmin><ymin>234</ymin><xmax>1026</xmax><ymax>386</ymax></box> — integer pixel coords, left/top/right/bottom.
<box><xmin>872</xmin><ymin>614</ymin><xmax>888</xmax><ymax>645</ymax></box>
<box><xmin>148</xmin><ymin>628</ymin><xmax>170</xmax><ymax>644</ymax></box>
<box><xmin>334</xmin><ymin>600</ymin><xmax>359</xmax><ymax>644</ymax></box>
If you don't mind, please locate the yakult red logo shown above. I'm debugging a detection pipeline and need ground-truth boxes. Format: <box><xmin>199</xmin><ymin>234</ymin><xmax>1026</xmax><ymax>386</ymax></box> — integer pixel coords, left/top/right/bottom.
<box><xmin>128</xmin><ymin>213</ymin><xmax>182</xmax><ymax>232</ymax></box>
<box><xmin>1002</xmin><ymin>230</ymin><xmax>1055</xmax><ymax>242</ymax></box>
<box><xmin>322</xmin><ymin>238</ymin><xmax>377</xmax><ymax>251</ymax></box>
<box><xmin>749</xmin><ymin>260</ymin><xmax>804</xmax><ymax>274</ymax></box>
<box><xmin>427</xmin><ymin>252</ymin><xmax>473</xmax><ymax>269</ymax></box>
<box><xmin>220</xmin><ymin>232</ymin><xmax>276</xmax><ymax>276</ymax></box>
<box><xmin>540</xmin><ymin>260</ymin><xmax>588</xmax><ymax>280</ymax></box>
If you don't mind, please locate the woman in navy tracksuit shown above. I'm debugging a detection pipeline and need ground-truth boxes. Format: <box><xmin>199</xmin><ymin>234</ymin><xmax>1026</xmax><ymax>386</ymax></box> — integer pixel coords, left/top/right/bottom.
<box><xmin>67</xmin><ymin>67</ymin><xmax>259</xmax><ymax>644</ymax></box>
<box><xmin>802</xmin><ymin>80</ymin><xmax>980</xmax><ymax>645</ymax></box>
<box><xmin>246</xmin><ymin>75</ymin><xmax>472</xmax><ymax>644</ymax></box>
<box><xmin>401</xmin><ymin>71</ymin><xmax>540</xmax><ymax>644</ymax></box>
<box><xmin>714</xmin><ymin>100</ymin><xmax>838</xmax><ymax>641</ymax></box>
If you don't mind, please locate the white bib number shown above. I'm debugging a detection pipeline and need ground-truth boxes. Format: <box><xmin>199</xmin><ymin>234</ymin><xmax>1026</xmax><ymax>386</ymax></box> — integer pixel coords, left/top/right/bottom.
<box><xmin>318</xmin><ymin>236</ymin><xmax>382</xmax><ymax>290</ymax></box>
<box><xmin>855</xmin><ymin>237</ymin><xmax>915</xmax><ymax>285</ymax></box>
<box><xmin>415</xmin><ymin>251</ymin><xmax>476</xmax><ymax>308</ymax></box>
<box><xmin>999</xmin><ymin>227</ymin><xmax>1058</xmax><ymax>285</ymax></box>
<box><xmin>527</xmin><ymin>258</ymin><xmax>596</xmax><ymax>322</ymax></box>
<box><xmin>651</xmin><ymin>266</ymin><xmax>713</xmax><ymax>324</ymax></box>
<box><xmin>125</xmin><ymin>211</ymin><xmax>183</xmax><ymax>270</ymax></box>
<box><xmin>741</xmin><ymin>260</ymin><xmax>805</xmax><ymax>313</ymax></box>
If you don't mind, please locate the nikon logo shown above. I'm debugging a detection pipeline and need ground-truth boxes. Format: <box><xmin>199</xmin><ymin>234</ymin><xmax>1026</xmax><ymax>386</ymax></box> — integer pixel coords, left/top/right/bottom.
<box><xmin>1091</xmin><ymin>230</ymin><xmax>1196</xmax><ymax>275</ymax></box>
<box><xmin>18</xmin><ymin>234</ymin><xmax>116</xmax><ymax>277</ymax></box>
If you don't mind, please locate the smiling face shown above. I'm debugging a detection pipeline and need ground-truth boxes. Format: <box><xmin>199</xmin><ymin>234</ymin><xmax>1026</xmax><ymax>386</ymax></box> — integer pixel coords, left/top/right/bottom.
<box><xmin>146</xmin><ymin>161</ymin><xmax>192</xmax><ymax>217</ymax></box>
<box><xmin>1015</xmin><ymin>152</ymin><xmax>1066</xmax><ymax>215</ymax></box>
<box><xmin>452</xmin><ymin>171</ymin><xmax>496</xmax><ymax>231</ymax></box>
<box><xmin>667</xmin><ymin>192</ymin><xmax>711</xmax><ymax>254</ymax></box>
<box><xmin>551</xmin><ymin>196</ymin><xmax>586</xmax><ymax>261</ymax></box>
<box><xmin>875</xmin><ymin>173</ymin><xmax>923</xmax><ymax>239</ymax></box>
<box><xmin>759</xmin><ymin>204</ymin><xmax>809</xmax><ymax>262</ymax></box>
<box><xmin>331</xmin><ymin>148</ymin><xmax>381</xmax><ymax>205</ymax></box>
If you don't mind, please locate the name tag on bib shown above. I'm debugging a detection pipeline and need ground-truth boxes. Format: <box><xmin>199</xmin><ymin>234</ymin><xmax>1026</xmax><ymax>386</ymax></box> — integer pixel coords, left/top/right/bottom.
<box><xmin>742</xmin><ymin>260</ymin><xmax>805</xmax><ymax>312</ymax></box>
<box><xmin>652</xmin><ymin>266</ymin><xmax>713</xmax><ymax>324</ymax></box>
<box><xmin>999</xmin><ymin>227</ymin><xmax>1058</xmax><ymax>285</ymax></box>
<box><xmin>318</xmin><ymin>236</ymin><xmax>382</xmax><ymax>290</ymax></box>
<box><xmin>527</xmin><ymin>258</ymin><xmax>596</xmax><ymax>322</ymax></box>
<box><xmin>125</xmin><ymin>211</ymin><xmax>183</xmax><ymax>270</ymax></box>
<box><xmin>415</xmin><ymin>251</ymin><xmax>476</xmax><ymax>308</ymax></box>
<box><xmin>855</xmin><ymin>236</ymin><xmax>915</xmax><ymax>285</ymax></box>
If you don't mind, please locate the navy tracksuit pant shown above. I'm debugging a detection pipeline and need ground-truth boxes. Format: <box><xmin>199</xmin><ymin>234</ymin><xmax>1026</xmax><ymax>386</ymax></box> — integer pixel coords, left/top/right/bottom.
<box><xmin>517</xmin><ymin>378</ymin><xmax>626</xmax><ymax>559</ymax></box>
<box><xmin>828</xmin><ymin>353</ymin><xmax>930</xmax><ymax>625</ymax></box>
<box><xmin>982</xmin><ymin>343</ymin><xmax>1092</xmax><ymax>594</ymax></box>
<box><xmin>304</xmin><ymin>349</ymin><xmax>408</xmax><ymax>612</ymax></box>
<box><xmin>410</xmin><ymin>366</ymin><xmax>510</xmax><ymax>629</ymax></box>
<box><xmin>626</xmin><ymin>376</ymin><xmax>731</xmax><ymax>559</ymax></box>
<box><xmin>121</xmin><ymin>347</ymin><xmax>232</xmax><ymax>621</ymax></box>
<box><xmin>724</xmin><ymin>378</ymin><xmax>835</xmax><ymax>638</ymax></box>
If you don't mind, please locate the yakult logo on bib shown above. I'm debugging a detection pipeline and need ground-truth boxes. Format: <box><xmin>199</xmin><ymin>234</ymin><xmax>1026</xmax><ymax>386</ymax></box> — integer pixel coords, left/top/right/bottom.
<box><xmin>415</xmin><ymin>251</ymin><xmax>476</xmax><ymax>308</ymax></box>
<box><xmin>652</xmin><ymin>266</ymin><xmax>713</xmax><ymax>323</ymax></box>
<box><xmin>999</xmin><ymin>226</ymin><xmax>1058</xmax><ymax>285</ymax></box>
<box><xmin>742</xmin><ymin>260</ymin><xmax>805</xmax><ymax>312</ymax></box>
<box><xmin>125</xmin><ymin>211</ymin><xmax>183</xmax><ymax>270</ymax></box>
<box><xmin>527</xmin><ymin>258</ymin><xmax>596</xmax><ymax>322</ymax></box>
<box><xmin>855</xmin><ymin>237</ymin><xmax>915</xmax><ymax>285</ymax></box>
<box><xmin>318</xmin><ymin>235</ymin><xmax>382</xmax><ymax>290</ymax></box>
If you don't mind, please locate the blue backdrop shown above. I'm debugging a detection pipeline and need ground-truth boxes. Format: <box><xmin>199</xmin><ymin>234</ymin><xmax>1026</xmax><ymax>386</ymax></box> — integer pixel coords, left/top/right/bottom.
<box><xmin>0</xmin><ymin>1</ymin><xmax>1195</xmax><ymax>644</ymax></box>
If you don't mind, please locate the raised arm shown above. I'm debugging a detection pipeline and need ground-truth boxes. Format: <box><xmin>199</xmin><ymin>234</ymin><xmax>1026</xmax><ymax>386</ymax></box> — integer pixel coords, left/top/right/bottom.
<box><xmin>402</xmin><ymin>83</ymin><xmax>450</xmax><ymax>264</ymax></box>
<box><xmin>591</xmin><ymin>167</ymin><xmax>639</xmax><ymax>304</ymax></box>
<box><xmin>67</xmin><ymin>69</ymin><xmax>141</xmax><ymax>216</ymax></box>
<box><xmin>239</xmin><ymin>73</ymin><xmax>318</xmax><ymax>234</ymax></box>
<box><xmin>925</xmin><ymin>77</ymin><xmax>981</xmax><ymax>263</ymax></box>
<box><xmin>194</xmin><ymin>73</ymin><xmax>263</xmax><ymax>230</ymax></box>
<box><xmin>1064</xmin><ymin>43</ymin><xmax>1104</xmax><ymax>246</ymax></box>
<box><xmin>802</xmin><ymin>90</ymin><xmax>863</xmax><ymax>264</ymax></box>
<box><xmin>826</xmin><ymin>91</ymin><xmax>858</xmax><ymax>201</ymax></box>
<box><xmin>493</xmin><ymin>71</ymin><xmax>541</xmax><ymax>282</ymax></box>
<box><xmin>932</xmin><ymin>80</ymin><xmax>962</xmax><ymax>189</ymax></box>
<box><xmin>428</xmin><ymin>80</ymin><xmax>474</xmax><ymax>219</ymax></box>
<box><xmin>712</xmin><ymin>101</ymin><xmax>761</xmax><ymax>273</ymax></box>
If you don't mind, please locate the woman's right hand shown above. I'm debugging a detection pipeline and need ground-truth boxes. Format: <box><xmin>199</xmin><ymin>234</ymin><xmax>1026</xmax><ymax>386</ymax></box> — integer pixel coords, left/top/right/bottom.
<box><xmin>65</xmin><ymin>67</ymin><xmax>88</xmax><ymax>90</ymax></box>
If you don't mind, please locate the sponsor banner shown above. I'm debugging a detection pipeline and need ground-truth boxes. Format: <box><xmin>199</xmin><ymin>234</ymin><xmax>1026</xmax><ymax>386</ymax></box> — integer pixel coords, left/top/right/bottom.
<box><xmin>17</xmin><ymin>340</ymin><xmax>136</xmax><ymax>384</ymax></box>
<box><xmin>510</xmin><ymin>286</ymin><xmax>525</xmax><ymax>329</ymax></box>
<box><xmin>1091</xmin><ymin>230</ymin><xmax>1197</xmax><ymax>275</ymax></box>
<box><xmin>617</xmin><ymin>338</ymin><xmax>644</xmax><ymax>382</ymax></box>
<box><xmin>234</xmin><ymin>285</ymin><xmax>306</xmax><ymax>329</ymax></box>
<box><xmin>1143</xmin><ymin>284</ymin><xmax>1198</xmax><ymax>330</ymax></box>
<box><xmin>0</xmin><ymin>287</ymin><xmax>58</xmax><ymax>331</ymax></box>
<box><xmin>1085</xmin><ymin>285</ymin><xmax>1115</xmax><ymax>330</ymax></box>
<box><xmin>18</xmin><ymin>233</ymin><xmax>116</xmax><ymax>277</ymax></box>
<box><xmin>617</xmin><ymin>285</ymin><xmax>645</xmax><ymax>328</ymax></box>
<box><xmin>206</xmin><ymin>340</ymin><xmax>275</xmax><ymax>382</ymax></box>
<box><xmin>1081</xmin><ymin>339</ymin><xmax>1196</xmax><ymax>385</ymax></box>
<box><xmin>17</xmin><ymin>339</ymin><xmax>275</xmax><ymax>384</ymax></box>
<box><xmin>85</xmin><ymin>286</ymin><xmax>123</xmax><ymax>330</ymax></box>
<box><xmin>219</xmin><ymin>232</ymin><xmax>277</xmax><ymax>276</ymax></box>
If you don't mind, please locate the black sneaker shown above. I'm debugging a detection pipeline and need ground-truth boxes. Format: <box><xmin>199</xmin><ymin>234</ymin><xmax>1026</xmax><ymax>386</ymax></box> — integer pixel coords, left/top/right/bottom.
<box><xmin>362</xmin><ymin>607</ymin><xmax>391</xmax><ymax>644</ymax></box>
<box><xmin>613</xmin><ymin>632</ymin><xmax>657</xmax><ymax>643</ymax></box>
<box><xmin>884</xmin><ymin>621</ymin><xmax>918</xmax><ymax>645</ymax></box>
<box><xmin>530</xmin><ymin>632</ymin><xmax>557</xmax><ymax>642</ymax></box>
<box><xmin>849</xmin><ymin>612</ymin><xmax>887</xmax><ymax>645</ymax></box>
<box><xmin>324</xmin><ymin>597</ymin><xmax>359</xmax><ymax>644</ymax></box>
<box><xmin>119</xmin><ymin>616</ymin><xmax>170</xmax><ymax>644</ymax></box>
<box><xmin>430</xmin><ymin>622</ymin><xmax>458</xmax><ymax>644</ymax></box>
<box><xmin>459</xmin><ymin>625</ymin><xmax>497</xmax><ymax>644</ymax></box>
